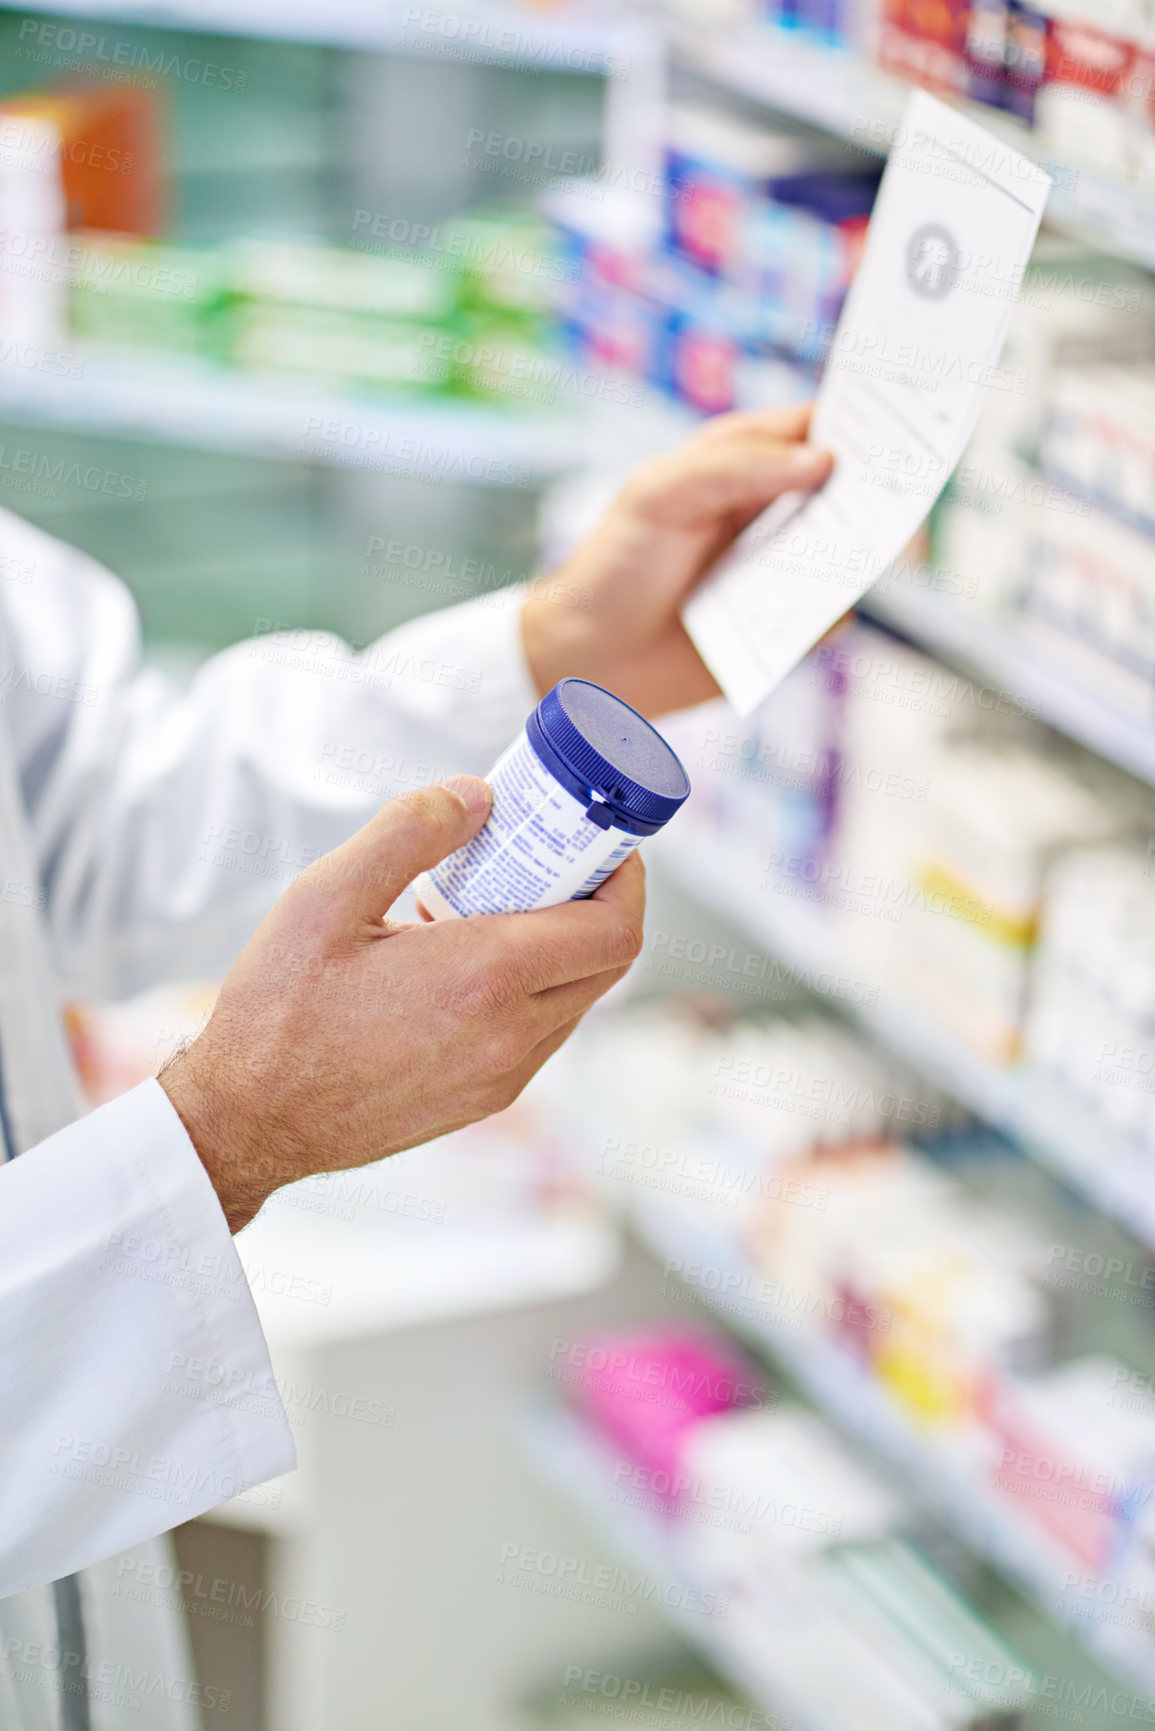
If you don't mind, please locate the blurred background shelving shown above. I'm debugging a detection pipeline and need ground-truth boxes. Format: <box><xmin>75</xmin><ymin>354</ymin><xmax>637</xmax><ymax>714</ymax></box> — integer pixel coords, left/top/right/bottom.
<box><xmin>669</xmin><ymin>18</ymin><xmax>1155</xmax><ymax>270</ymax></box>
<box><xmin>651</xmin><ymin>821</ymin><xmax>1155</xmax><ymax>1247</ymax></box>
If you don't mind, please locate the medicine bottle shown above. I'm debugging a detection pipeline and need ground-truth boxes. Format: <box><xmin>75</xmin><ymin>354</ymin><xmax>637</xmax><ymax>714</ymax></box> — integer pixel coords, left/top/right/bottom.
<box><xmin>415</xmin><ymin>678</ymin><xmax>691</xmax><ymax>918</ymax></box>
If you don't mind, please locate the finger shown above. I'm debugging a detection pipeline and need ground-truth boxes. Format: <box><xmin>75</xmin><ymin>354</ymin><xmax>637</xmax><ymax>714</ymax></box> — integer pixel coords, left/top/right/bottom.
<box><xmin>589</xmin><ymin>845</ymin><xmax>646</xmax><ymax>915</ymax></box>
<box><xmin>627</xmin><ymin>437</ymin><xmax>833</xmax><ymax>532</ymax></box>
<box><xmin>531</xmin><ymin>961</ymin><xmax>632</xmax><ymax>1034</ymax></box>
<box><xmin>696</xmin><ymin>404</ymin><xmax>814</xmax><ymax>446</ymax></box>
<box><xmin>483</xmin><ymin>851</ymin><xmax>647</xmax><ymax>994</ymax></box>
<box><xmin>297</xmin><ymin>776</ymin><xmax>492</xmax><ymax>930</ymax></box>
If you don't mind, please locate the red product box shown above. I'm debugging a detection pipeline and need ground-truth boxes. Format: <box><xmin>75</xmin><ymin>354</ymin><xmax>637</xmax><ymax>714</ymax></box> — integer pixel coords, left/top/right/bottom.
<box><xmin>877</xmin><ymin>0</ymin><xmax>971</xmax><ymax>95</ymax></box>
<box><xmin>1045</xmin><ymin>14</ymin><xmax>1137</xmax><ymax>101</ymax></box>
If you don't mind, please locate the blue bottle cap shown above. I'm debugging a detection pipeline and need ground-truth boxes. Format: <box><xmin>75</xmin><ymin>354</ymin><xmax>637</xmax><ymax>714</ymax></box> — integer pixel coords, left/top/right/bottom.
<box><xmin>526</xmin><ymin>678</ymin><xmax>691</xmax><ymax>837</ymax></box>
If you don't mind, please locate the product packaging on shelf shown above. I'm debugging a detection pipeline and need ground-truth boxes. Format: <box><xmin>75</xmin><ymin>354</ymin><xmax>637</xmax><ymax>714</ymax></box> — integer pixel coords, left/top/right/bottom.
<box><xmin>577</xmin><ymin>1001</ymin><xmax>938</xmax><ymax>1235</ymax></box>
<box><xmin>1019</xmin><ymin>502</ymin><xmax>1155</xmax><ymax>720</ymax></box>
<box><xmin>0</xmin><ymin>108</ymin><xmax>67</xmax><ymax>349</ymax></box>
<box><xmin>676</xmin><ymin>601</ymin><xmax>1154</xmax><ymax>1070</ymax></box>
<box><xmin>547</xmin><ymin>104</ymin><xmax>874</xmax><ymax>415</ymax></box>
<box><xmin>1034</xmin><ymin>2</ymin><xmax>1155</xmax><ymax>179</ymax></box>
<box><xmin>228</xmin><ymin>239</ymin><xmax>459</xmax><ymax>322</ymax></box>
<box><xmin>1004</xmin><ymin>0</ymin><xmax>1051</xmax><ymax>123</ymax></box>
<box><xmin>552</xmin><ymin>1316</ymin><xmax>1036</xmax><ymax>1728</ymax></box>
<box><xmin>793</xmin><ymin>623</ymin><xmax>964</xmax><ymax>994</ymax></box>
<box><xmin>739</xmin><ymin>166</ymin><xmax>879</xmax><ymax>360</ymax></box>
<box><xmin>665</xmin><ymin>652</ymin><xmax>843</xmax><ymax>892</ymax></box>
<box><xmin>875</xmin><ymin>0</ymin><xmax>970</xmax><ymax>96</ymax></box>
<box><xmin>815</xmin><ymin>1539</ymin><xmax>1036</xmax><ymax>1724</ymax></box>
<box><xmin>561</xmin><ymin>1322</ymin><xmax>768</xmax><ymax>1488</ymax></box>
<box><xmin>1025</xmin><ymin>843</ymin><xmax>1155</xmax><ymax>1142</ymax></box>
<box><xmin>750</xmin><ymin>1138</ymin><xmax>1059</xmax><ymax>1418</ymax></box>
<box><xmin>889</xmin><ymin>739</ymin><xmax>1120</xmax><ymax>1062</ymax></box>
<box><xmin>569</xmin><ymin>992</ymin><xmax>1155</xmax><ymax>1598</ymax></box>
<box><xmin>868</xmin><ymin>0</ymin><xmax>1155</xmax><ymax>162</ymax></box>
<box><xmin>1041</xmin><ymin>363</ymin><xmax>1155</xmax><ymax>535</ymax></box>
<box><xmin>70</xmin><ymin>235</ymin><xmax>230</xmax><ymax>354</ymax></box>
<box><xmin>2</xmin><ymin>84</ymin><xmax>162</xmax><ymax>235</ymax></box>
<box><xmin>985</xmin><ymin>1356</ymin><xmax>1155</xmax><ymax>1574</ymax></box>
<box><xmin>663</xmin><ymin>105</ymin><xmax>824</xmax><ymax>279</ymax></box>
<box><xmin>923</xmin><ymin>248</ymin><xmax>1155</xmax><ymax>719</ymax></box>
<box><xmin>679</xmin><ymin>1404</ymin><xmax>900</xmax><ymax>1580</ymax></box>
<box><xmin>64</xmin><ymin>215</ymin><xmax>567</xmax><ymax>399</ymax></box>
<box><xmin>769</xmin><ymin>0</ymin><xmax>866</xmax><ymax>45</ymax></box>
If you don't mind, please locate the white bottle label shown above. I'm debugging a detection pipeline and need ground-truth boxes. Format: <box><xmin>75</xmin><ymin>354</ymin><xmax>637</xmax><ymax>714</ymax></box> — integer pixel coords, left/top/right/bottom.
<box><xmin>416</xmin><ymin>728</ymin><xmax>642</xmax><ymax>917</ymax></box>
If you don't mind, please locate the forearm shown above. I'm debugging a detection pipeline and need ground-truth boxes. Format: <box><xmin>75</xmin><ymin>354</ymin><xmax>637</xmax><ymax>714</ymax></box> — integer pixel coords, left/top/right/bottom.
<box><xmin>20</xmin><ymin>571</ymin><xmax>536</xmax><ymax>996</ymax></box>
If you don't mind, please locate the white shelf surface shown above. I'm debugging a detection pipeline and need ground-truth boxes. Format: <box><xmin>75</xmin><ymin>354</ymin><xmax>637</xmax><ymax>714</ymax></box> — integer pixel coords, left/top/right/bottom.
<box><xmin>651</xmin><ymin>824</ymin><xmax>1155</xmax><ymax>1251</ymax></box>
<box><xmin>674</xmin><ymin>21</ymin><xmax>1155</xmax><ymax>274</ymax></box>
<box><xmin>631</xmin><ymin>1195</ymin><xmax>1155</xmax><ymax>1697</ymax></box>
<box><xmin>237</xmin><ymin>1205</ymin><xmax>619</xmax><ymax>1350</ymax></box>
<box><xmin>0</xmin><ymin>0</ymin><xmax>638</xmax><ymax>70</ymax></box>
<box><xmin>863</xmin><ymin>580</ymin><xmax>1155</xmax><ymax>787</ymax></box>
<box><xmin>0</xmin><ymin>350</ymin><xmax>586</xmax><ymax>478</ymax></box>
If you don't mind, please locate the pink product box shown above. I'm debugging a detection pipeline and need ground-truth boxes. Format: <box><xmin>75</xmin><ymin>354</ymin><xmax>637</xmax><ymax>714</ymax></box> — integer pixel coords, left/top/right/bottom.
<box><xmin>979</xmin><ymin>1376</ymin><xmax>1131</xmax><ymax>1570</ymax></box>
<box><xmin>562</xmin><ymin>282</ymin><xmax>654</xmax><ymax>379</ymax></box>
<box><xmin>564</xmin><ymin>1324</ymin><xmax>767</xmax><ymax>1495</ymax></box>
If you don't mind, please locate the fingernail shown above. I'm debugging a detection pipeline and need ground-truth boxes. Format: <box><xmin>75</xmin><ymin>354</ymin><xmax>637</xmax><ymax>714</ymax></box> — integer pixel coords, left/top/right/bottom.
<box><xmin>786</xmin><ymin>444</ymin><xmax>831</xmax><ymax>473</ymax></box>
<box><xmin>442</xmin><ymin>774</ymin><xmax>492</xmax><ymax>814</ymax></box>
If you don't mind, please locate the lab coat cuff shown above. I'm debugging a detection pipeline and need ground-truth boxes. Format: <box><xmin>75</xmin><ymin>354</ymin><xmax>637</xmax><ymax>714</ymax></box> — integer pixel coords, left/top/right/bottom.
<box><xmin>105</xmin><ymin>1078</ymin><xmax>297</xmax><ymax>1491</ymax></box>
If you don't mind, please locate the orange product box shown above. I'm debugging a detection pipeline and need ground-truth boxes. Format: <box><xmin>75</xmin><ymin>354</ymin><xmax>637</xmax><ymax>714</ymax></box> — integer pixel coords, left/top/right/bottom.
<box><xmin>0</xmin><ymin>83</ymin><xmax>161</xmax><ymax>234</ymax></box>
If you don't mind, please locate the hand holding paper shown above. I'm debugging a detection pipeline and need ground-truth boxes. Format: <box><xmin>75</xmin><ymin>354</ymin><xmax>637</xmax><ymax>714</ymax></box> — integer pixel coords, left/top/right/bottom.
<box><xmin>683</xmin><ymin>91</ymin><xmax>1052</xmax><ymax>715</ymax></box>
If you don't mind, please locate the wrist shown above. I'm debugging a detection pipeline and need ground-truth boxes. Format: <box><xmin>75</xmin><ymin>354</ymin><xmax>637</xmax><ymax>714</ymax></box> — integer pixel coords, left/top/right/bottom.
<box><xmin>159</xmin><ymin>1047</ymin><xmax>277</xmax><ymax>1234</ymax></box>
<box><xmin>520</xmin><ymin>581</ymin><xmax>600</xmax><ymax>698</ymax></box>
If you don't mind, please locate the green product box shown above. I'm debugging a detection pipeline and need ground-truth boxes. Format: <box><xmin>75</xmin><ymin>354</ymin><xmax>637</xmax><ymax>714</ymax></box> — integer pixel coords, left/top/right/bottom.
<box><xmin>219</xmin><ymin>302</ymin><xmax>453</xmax><ymax>394</ymax></box>
<box><xmin>69</xmin><ymin>235</ymin><xmax>230</xmax><ymax>355</ymax></box>
<box><xmin>445</xmin><ymin>208</ymin><xmax>567</xmax><ymax>326</ymax></box>
<box><xmin>226</xmin><ymin>239</ymin><xmax>460</xmax><ymax>324</ymax></box>
<box><xmin>438</xmin><ymin>314</ymin><xmax>565</xmax><ymax>406</ymax></box>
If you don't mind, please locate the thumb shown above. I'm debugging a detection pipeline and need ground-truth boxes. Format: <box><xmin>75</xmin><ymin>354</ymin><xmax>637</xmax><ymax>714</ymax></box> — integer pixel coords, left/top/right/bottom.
<box><xmin>302</xmin><ymin>775</ymin><xmax>492</xmax><ymax>929</ymax></box>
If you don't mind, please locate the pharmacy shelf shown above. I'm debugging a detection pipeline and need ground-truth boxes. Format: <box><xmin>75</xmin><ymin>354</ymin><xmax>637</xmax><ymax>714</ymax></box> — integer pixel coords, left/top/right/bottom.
<box><xmin>517</xmin><ymin>1397</ymin><xmax>848</xmax><ymax>1731</ymax></box>
<box><xmin>861</xmin><ymin>581</ymin><xmax>1155</xmax><ymax>787</ymax></box>
<box><xmin>0</xmin><ymin>350</ymin><xmax>585</xmax><ymax>479</ymax></box>
<box><xmin>0</xmin><ymin>0</ymin><xmax>638</xmax><ymax>72</ymax></box>
<box><xmin>631</xmin><ymin>1194</ymin><xmax>1155</xmax><ymax>1697</ymax></box>
<box><xmin>673</xmin><ymin>21</ymin><xmax>1155</xmax><ymax>275</ymax></box>
<box><xmin>651</xmin><ymin>824</ymin><xmax>1155</xmax><ymax>1252</ymax></box>
<box><xmin>5</xmin><ymin>1</ymin><xmax>1155</xmax><ymax>269</ymax></box>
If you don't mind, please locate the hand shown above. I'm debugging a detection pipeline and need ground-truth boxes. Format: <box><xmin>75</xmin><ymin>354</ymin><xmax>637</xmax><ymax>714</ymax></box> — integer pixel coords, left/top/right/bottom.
<box><xmin>159</xmin><ymin>776</ymin><xmax>644</xmax><ymax>1232</ymax></box>
<box><xmin>521</xmin><ymin>404</ymin><xmax>833</xmax><ymax>717</ymax></box>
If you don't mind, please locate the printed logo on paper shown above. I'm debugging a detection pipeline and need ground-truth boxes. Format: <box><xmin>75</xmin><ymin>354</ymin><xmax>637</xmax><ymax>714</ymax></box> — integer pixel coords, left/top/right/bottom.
<box><xmin>905</xmin><ymin>223</ymin><xmax>960</xmax><ymax>300</ymax></box>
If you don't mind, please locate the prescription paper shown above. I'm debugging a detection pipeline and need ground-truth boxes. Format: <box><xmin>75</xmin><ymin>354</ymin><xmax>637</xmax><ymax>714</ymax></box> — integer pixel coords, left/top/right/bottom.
<box><xmin>683</xmin><ymin>90</ymin><xmax>1051</xmax><ymax>715</ymax></box>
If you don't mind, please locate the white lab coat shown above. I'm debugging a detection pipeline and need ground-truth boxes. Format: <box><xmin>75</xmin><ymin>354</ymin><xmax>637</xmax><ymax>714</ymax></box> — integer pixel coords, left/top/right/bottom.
<box><xmin>0</xmin><ymin>503</ymin><xmax>538</xmax><ymax>1721</ymax></box>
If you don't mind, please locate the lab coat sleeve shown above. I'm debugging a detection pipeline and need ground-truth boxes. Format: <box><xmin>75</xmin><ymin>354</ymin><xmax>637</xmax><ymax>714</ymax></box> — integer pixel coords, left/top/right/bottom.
<box><xmin>0</xmin><ymin>507</ymin><xmax>538</xmax><ymax>997</ymax></box>
<box><xmin>0</xmin><ymin>1078</ymin><xmax>296</xmax><ymax>1599</ymax></box>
